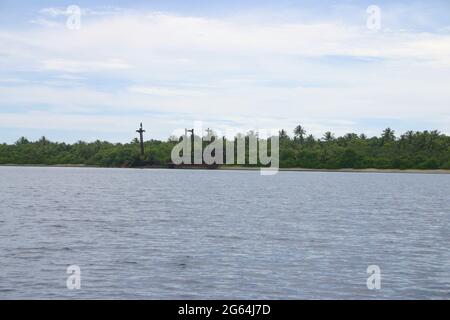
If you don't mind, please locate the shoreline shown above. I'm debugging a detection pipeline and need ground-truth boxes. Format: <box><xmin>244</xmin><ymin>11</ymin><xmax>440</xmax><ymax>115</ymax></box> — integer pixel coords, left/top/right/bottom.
<box><xmin>218</xmin><ymin>166</ymin><xmax>450</xmax><ymax>174</ymax></box>
<box><xmin>1</xmin><ymin>164</ymin><xmax>449</xmax><ymax>174</ymax></box>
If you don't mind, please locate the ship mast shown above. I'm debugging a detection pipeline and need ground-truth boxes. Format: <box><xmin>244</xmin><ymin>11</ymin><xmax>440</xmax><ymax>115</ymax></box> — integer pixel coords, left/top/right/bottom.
<box><xmin>136</xmin><ymin>123</ymin><xmax>146</xmax><ymax>157</ymax></box>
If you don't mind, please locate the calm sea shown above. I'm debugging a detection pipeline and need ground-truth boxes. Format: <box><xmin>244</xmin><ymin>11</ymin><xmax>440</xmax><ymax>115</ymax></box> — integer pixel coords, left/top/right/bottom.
<box><xmin>0</xmin><ymin>166</ymin><xmax>449</xmax><ymax>299</ymax></box>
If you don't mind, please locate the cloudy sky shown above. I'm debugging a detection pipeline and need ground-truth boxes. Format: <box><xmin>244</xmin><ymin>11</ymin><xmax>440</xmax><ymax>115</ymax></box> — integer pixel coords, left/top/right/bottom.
<box><xmin>0</xmin><ymin>0</ymin><xmax>449</xmax><ymax>143</ymax></box>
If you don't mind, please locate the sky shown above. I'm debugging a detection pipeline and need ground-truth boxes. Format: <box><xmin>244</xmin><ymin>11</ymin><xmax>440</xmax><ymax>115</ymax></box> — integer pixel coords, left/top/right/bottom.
<box><xmin>0</xmin><ymin>0</ymin><xmax>449</xmax><ymax>143</ymax></box>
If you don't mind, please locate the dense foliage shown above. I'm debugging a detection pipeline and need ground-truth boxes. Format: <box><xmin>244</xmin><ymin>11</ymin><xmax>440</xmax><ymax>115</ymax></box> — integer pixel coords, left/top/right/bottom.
<box><xmin>0</xmin><ymin>128</ymin><xmax>449</xmax><ymax>169</ymax></box>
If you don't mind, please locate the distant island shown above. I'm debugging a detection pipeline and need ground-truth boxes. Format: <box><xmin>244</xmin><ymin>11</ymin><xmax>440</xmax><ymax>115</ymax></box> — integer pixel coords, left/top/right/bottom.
<box><xmin>1</xmin><ymin>127</ymin><xmax>449</xmax><ymax>170</ymax></box>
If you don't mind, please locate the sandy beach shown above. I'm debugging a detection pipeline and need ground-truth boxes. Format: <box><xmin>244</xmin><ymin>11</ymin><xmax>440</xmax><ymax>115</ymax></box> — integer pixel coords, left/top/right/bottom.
<box><xmin>1</xmin><ymin>164</ymin><xmax>449</xmax><ymax>174</ymax></box>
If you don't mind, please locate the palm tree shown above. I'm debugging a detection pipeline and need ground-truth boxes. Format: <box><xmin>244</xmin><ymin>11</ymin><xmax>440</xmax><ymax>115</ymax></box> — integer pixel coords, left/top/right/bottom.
<box><xmin>429</xmin><ymin>130</ymin><xmax>441</xmax><ymax>150</ymax></box>
<box><xmin>38</xmin><ymin>136</ymin><xmax>49</xmax><ymax>145</ymax></box>
<box><xmin>279</xmin><ymin>129</ymin><xmax>289</xmax><ymax>140</ymax></box>
<box><xmin>430</xmin><ymin>130</ymin><xmax>440</xmax><ymax>136</ymax></box>
<box><xmin>15</xmin><ymin>137</ymin><xmax>29</xmax><ymax>145</ymax></box>
<box><xmin>381</xmin><ymin>127</ymin><xmax>395</xmax><ymax>143</ymax></box>
<box><xmin>344</xmin><ymin>133</ymin><xmax>358</xmax><ymax>141</ymax></box>
<box><xmin>305</xmin><ymin>134</ymin><xmax>315</xmax><ymax>145</ymax></box>
<box><xmin>323</xmin><ymin>131</ymin><xmax>335</xmax><ymax>142</ymax></box>
<box><xmin>294</xmin><ymin>125</ymin><xmax>306</xmax><ymax>143</ymax></box>
<box><xmin>405</xmin><ymin>130</ymin><xmax>414</xmax><ymax>144</ymax></box>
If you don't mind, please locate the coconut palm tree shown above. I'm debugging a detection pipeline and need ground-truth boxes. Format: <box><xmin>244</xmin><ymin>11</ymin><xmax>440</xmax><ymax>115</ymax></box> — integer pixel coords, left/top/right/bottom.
<box><xmin>428</xmin><ymin>130</ymin><xmax>441</xmax><ymax>150</ymax></box>
<box><xmin>305</xmin><ymin>134</ymin><xmax>316</xmax><ymax>145</ymax></box>
<box><xmin>323</xmin><ymin>131</ymin><xmax>335</xmax><ymax>142</ymax></box>
<box><xmin>381</xmin><ymin>127</ymin><xmax>395</xmax><ymax>143</ymax></box>
<box><xmin>279</xmin><ymin>129</ymin><xmax>289</xmax><ymax>140</ymax></box>
<box><xmin>15</xmin><ymin>137</ymin><xmax>29</xmax><ymax>145</ymax></box>
<box><xmin>294</xmin><ymin>125</ymin><xmax>306</xmax><ymax>143</ymax></box>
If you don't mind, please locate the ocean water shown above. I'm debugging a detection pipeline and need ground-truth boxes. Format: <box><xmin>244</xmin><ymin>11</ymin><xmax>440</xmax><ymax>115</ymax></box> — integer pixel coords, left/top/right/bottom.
<box><xmin>0</xmin><ymin>166</ymin><xmax>449</xmax><ymax>299</ymax></box>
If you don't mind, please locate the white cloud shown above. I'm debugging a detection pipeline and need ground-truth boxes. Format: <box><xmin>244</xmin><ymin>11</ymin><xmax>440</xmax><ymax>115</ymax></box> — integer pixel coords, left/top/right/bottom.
<box><xmin>39</xmin><ymin>7</ymin><xmax>69</xmax><ymax>17</ymax></box>
<box><xmin>29</xmin><ymin>17</ymin><xmax>64</xmax><ymax>28</ymax></box>
<box><xmin>7</xmin><ymin>10</ymin><xmax>450</xmax><ymax>65</ymax></box>
<box><xmin>0</xmin><ymin>8</ymin><xmax>450</xmax><ymax>141</ymax></box>
<box><xmin>0</xmin><ymin>77</ymin><xmax>27</xmax><ymax>84</ymax></box>
<box><xmin>41</xmin><ymin>58</ymin><xmax>132</xmax><ymax>73</ymax></box>
<box><xmin>40</xmin><ymin>6</ymin><xmax>128</xmax><ymax>17</ymax></box>
<box><xmin>128</xmin><ymin>86</ymin><xmax>204</xmax><ymax>97</ymax></box>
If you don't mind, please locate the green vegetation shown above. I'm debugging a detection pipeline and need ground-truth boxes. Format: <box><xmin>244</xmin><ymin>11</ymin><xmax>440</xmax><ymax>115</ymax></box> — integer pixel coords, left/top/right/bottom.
<box><xmin>0</xmin><ymin>128</ymin><xmax>449</xmax><ymax>169</ymax></box>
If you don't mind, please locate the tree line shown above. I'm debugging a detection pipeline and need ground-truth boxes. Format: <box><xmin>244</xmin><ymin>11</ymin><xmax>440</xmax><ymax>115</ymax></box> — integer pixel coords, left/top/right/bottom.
<box><xmin>0</xmin><ymin>127</ymin><xmax>449</xmax><ymax>169</ymax></box>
